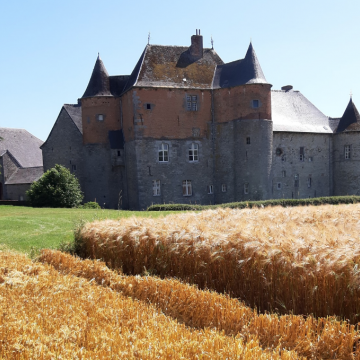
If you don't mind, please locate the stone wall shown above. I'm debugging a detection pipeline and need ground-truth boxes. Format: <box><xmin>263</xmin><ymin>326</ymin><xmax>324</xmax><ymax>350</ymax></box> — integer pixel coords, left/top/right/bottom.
<box><xmin>129</xmin><ymin>137</ymin><xmax>214</xmax><ymax>210</ymax></box>
<box><xmin>271</xmin><ymin>132</ymin><xmax>332</xmax><ymax>199</ymax></box>
<box><xmin>214</xmin><ymin>118</ymin><xmax>273</xmax><ymax>203</ymax></box>
<box><xmin>5</xmin><ymin>184</ymin><xmax>30</xmax><ymax>201</ymax></box>
<box><xmin>333</xmin><ymin>132</ymin><xmax>360</xmax><ymax>195</ymax></box>
<box><xmin>0</xmin><ymin>153</ymin><xmax>19</xmax><ymax>200</ymax></box>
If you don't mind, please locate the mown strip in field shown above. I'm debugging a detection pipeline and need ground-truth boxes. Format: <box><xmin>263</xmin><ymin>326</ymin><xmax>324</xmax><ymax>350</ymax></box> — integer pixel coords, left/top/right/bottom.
<box><xmin>75</xmin><ymin>204</ymin><xmax>360</xmax><ymax>322</ymax></box>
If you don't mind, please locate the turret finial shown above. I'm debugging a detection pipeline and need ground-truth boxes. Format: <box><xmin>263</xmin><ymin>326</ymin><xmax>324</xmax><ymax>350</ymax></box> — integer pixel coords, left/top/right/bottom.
<box><xmin>97</xmin><ymin>52</ymin><xmax>100</xmax><ymax>60</ymax></box>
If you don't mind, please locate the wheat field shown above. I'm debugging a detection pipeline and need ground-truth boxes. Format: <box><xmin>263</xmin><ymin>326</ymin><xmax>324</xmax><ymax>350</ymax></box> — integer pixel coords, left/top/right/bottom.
<box><xmin>40</xmin><ymin>249</ymin><xmax>360</xmax><ymax>359</ymax></box>
<box><xmin>76</xmin><ymin>204</ymin><xmax>360</xmax><ymax>321</ymax></box>
<box><xmin>1</xmin><ymin>250</ymin><xmax>301</xmax><ymax>359</ymax></box>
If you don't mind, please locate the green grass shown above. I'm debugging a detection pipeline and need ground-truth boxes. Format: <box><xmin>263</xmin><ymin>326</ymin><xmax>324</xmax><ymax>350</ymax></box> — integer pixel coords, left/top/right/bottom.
<box><xmin>0</xmin><ymin>206</ymin><xmax>172</xmax><ymax>254</ymax></box>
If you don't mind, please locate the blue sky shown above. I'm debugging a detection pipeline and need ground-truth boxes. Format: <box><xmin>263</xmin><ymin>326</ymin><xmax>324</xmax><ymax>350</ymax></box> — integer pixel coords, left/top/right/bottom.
<box><xmin>1</xmin><ymin>0</ymin><xmax>359</xmax><ymax>141</ymax></box>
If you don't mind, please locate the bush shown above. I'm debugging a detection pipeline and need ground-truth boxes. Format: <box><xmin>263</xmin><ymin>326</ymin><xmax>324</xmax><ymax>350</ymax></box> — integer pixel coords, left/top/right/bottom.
<box><xmin>147</xmin><ymin>195</ymin><xmax>360</xmax><ymax>211</ymax></box>
<box><xmin>27</xmin><ymin>164</ymin><xmax>83</xmax><ymax>208</ymax></box>
<box><xmin>79</xmin><ymin>201</ymin><xmax>101</xmax><ymax>209</ymax></box>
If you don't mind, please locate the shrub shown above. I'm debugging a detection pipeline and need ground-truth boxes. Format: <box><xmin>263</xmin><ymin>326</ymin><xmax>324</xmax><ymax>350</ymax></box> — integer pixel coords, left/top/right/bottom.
<box><xmin>27</xmin><ymin>164</ymin><xmax>83</xmax><ymax>208</ymax></box>
<box><xmin>147</xmin><ymin>195</ymin><xmax>360</xmax><ymax>211</ymax></box>
<box><xmin>79</xmin><ymin>201</ymin><xmax>101</xmax><ymax>209</ymax></box>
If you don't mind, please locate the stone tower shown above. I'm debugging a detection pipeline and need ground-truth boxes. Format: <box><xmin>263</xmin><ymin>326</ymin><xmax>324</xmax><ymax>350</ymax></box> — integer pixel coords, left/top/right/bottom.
<box><xmin>212</xmin><ymin>43</ymin><xmax>273</xmax><ymax>201</ymax></box>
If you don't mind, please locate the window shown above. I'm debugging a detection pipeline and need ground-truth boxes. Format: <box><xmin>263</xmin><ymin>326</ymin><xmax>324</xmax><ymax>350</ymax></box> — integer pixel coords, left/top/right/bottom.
<box><xmin>71</xmin><ymin>165</ymin><xmax>77</xmax><ymax>171</ymax></box>
<box><xmin>207</xmin><ymin>185</ymin><xmax>214</xmax><ymax>194</ymax></box>
<box><xmin>307</xmin><ymin>177</ymin><xmax>312</xmax><ymax>188</ymax></box>
<box><xmin>277</xmin><ymin>182</ymin><xmax>282</xmax><ymax>190</ymax></box>
<box><xmin>345</xmin><ymin>145</ymin><xmax>351</xmax><ymax>159</ymax></box>
<box><xmin>146</xmin><ymin>103</ymin><xmax>151</xmax><ymax>110</ymax></box>
<box><xmin>244</xmin><ymin>183</ymin><xmax>249</xmax><ymax>194</ymax></box>
<box><xmin>189</xmin><ymin>143</ymin><xmax>199</xmax><ymax>162</ymax></box>
<box><xmin>153</xmin><ymin>180</ymin><xmax>161</xmax><ymax>196</ymax></box>
<box><xmin>300</xmin><ymin>147</ymin><xmax>304</xmax><ymax>161</ymax></box>
<box><xmin>281</xmin><ymin>154</ymin><xmax>286</xmax><ymax>162</ymax></box>
<box><xmin>282</xmin><ymin>170</ymin><xmax>286</xmax><ymax>178</ymax></box>
<box><xmin>246</xmin><ymin>137</ymin><xmax>251</xmax><ymax>145</ymax></box>
<box><xmin>252</xmin><ymin>100</ymin><xmax>259</xmax><ymax>108</ymax></box>
<box><xmin>97</xmin><ymin>114</ymin><xmax>104</xmax><ymax>121</ymax></box>
<box><xmin>222</xmin><ymin>184</ymin><xmax>227</xmax><ymax>192</ymax></box>
<box><xmin>294</xmin><ymin>174</ymin><xmax>299</xmax><ymax>187</ymax></box>
<box><xmin>182</xmin><ymin>180</ymin><xmax>192</xmax><ymax>196</ymax></box>
<box><xmin>186</xmin><ymin>95</ymin><xmax>198</xmax><ymax>111</ymax></box>
<box><xmin>159</xmin><ymin>143</ymin><xmax>169</xmax><ymax>162</ymax></box>
<box><xmin>117</xmin><ymin>150</ymin><xmax>121</xmax><ymax>157</ymax></box>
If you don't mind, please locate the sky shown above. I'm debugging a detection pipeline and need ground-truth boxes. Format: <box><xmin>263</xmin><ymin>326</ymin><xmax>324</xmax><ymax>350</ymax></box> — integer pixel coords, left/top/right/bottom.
<box><xmin>1</xmin><ymin>0</ymin><xmax>359</xmax><ymax>141</ymax></box>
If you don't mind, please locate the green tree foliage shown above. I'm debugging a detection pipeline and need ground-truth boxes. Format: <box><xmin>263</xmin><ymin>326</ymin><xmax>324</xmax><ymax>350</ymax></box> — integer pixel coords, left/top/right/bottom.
<box><xmin>27</xmin><ymin>164</ymin><xmax>83</xmax><ymax>208</ymax></box>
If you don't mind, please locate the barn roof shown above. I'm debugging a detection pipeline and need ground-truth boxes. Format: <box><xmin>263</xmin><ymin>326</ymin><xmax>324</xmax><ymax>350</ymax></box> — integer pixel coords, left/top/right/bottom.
<box><xmin>5</xmin><ymin>166</ymin><xmax>43</xmax><ymax>185</ymax></box>
<box><xmin>0</xmin><ymin>128</ymin><xmax>43</xmax><ymax>167</ymax></box>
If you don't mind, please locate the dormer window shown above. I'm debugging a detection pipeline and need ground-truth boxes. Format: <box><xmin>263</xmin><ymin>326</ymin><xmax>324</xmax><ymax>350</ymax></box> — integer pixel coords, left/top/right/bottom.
<box><xmin>97</xmin><ymin>114</ymin><xmax>104</xmax><ymax>121</ymax></box>
<box><xmin>252</xmin><ymin>100</ymin><xmax>259</xmax><ymax>108</ymax></box>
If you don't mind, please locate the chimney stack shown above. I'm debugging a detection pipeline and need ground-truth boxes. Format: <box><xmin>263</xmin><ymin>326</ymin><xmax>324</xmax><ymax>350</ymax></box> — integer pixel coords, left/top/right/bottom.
<box><xmin>190</xmin><ymin>29</ymin><xmax>203</xmax><ymax>59</ymax></box>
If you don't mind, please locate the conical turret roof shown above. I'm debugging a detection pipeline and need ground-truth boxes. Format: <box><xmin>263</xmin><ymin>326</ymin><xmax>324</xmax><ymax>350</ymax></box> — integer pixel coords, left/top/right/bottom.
<box><xmin>336</xmin><ymin>97</ymin><xmax>360</xmax><ymax>132</ymax></box>
<box><xmin>212</xmin><ymin>42</ymin><xmax>269</xmax><ymax>89</ymax></box>
<box><xmin>241</xmin><ymin>42</ymin><xmax>268</xmax><ymax>84</ymax></box>
<box><xmin>82</xmin><ymin>54</ymin><xmax>112</xmax><ymax>98</ymax></box>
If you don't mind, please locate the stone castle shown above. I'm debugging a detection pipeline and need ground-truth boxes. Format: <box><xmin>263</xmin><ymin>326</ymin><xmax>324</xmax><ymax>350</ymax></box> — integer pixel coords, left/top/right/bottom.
<box><xmin>41</xmin><ymin>30</ymin><xmax>360</xmax><ymax>210</ymax></box>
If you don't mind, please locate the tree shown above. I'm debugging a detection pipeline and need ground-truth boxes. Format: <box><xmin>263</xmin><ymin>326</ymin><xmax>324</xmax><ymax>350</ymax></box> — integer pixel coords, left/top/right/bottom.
<box><xmin>27</xmin><ymin>164</ymin><xmax>83</xmax><ymax>208</ymax></box>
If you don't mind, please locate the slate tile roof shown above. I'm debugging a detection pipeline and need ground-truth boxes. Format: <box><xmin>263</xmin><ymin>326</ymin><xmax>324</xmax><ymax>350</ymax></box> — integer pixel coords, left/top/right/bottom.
<box><xmin>82</xmin><ymin>55</ymin><xmax>112</xmax><ymax>98</ymax></box>
<box><xmin>271</xmin><ymin>90</ymin><xmax>332</xmax><ymax>133</ymax></box>
<box><xmin>0</xmin><ymin>128</ymin><xmax>43</xmax><ymax>167</ymax></box>
<box><xmin>5</xmin><ymin>166</ymin><xmax>43</xmax><ymax>185</ymax></box>
<box><xmin>336</xmin><ymin>98</ymin><xmax>360</xmax><ymax>132</ymax></box>
<box><xmin>124</xmin><ymin>45</ymin><xmax>223</xmax><ymax>91</ymax></box>
<box><xmin>213</xmin><ymin>43</ymin><xmax>269</xmax><ymax>89</ymax></box>
<box><xmin>63</xmin><ymin>104</ymin><xmax>82</xmax><ymax>133</ymax></box>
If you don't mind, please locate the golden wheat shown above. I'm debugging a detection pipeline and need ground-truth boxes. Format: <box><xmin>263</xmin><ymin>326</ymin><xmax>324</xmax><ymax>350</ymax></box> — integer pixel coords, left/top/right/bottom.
<box><xmin>76</xmin><ymin>204</ymin><xmax>360</xmax><ymax>322</ymax></box>
<box><xmin>40</xmin><ymin>249</ymin><xmax>360</xmax><ymax>359</ymax></box>
<box><xmin>0</xmin><ymin>251</ymin><xmax>301</xmax><ymax>359</ymax></box>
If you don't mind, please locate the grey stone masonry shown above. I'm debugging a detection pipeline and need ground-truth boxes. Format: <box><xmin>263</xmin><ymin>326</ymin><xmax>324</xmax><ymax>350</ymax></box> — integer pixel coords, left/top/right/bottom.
<box><xmin>214</xmin><ymin>119</ymin><xmax>273</xmax><ymax>203</ymax></box>
<box><xmin>333</xmin><ymin>132</ymin><xmax>360</xmax><ymax>195</ymax></box>
<box><xmin>130</xmin><ymin>137</ymin><xmax>214</xmax><ymax>210</ymax></box>
<box><xmin>271</xmin><ymin>132</ymin><xmax>332</xmax><ymax>199</ymax></box>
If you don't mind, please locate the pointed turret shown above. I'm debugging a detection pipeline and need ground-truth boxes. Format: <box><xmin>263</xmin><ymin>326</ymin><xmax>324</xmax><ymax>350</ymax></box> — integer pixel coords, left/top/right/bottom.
<box><xmin>212</xmin><ymin>42</ymin><xmax>269</xmax><ymax>89</ymax></box>
<box><xmin>82</xmin><ymin>54</ymin><xmax>112</xmax><ymax>98</ymax></box>
<box><xmin>241</xmin><ymin>42</ymin><xmax>268</xmax><ymax>84</ymax></box>
<box><xmin>336</xmin><ymin>97</ymin><xmax>360</xmax><ymax>132</ymax></box>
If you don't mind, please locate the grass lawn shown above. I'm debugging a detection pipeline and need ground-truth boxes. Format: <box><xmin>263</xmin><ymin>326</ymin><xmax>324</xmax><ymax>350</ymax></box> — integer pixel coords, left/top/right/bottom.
<box><xmin>0</xmin><ymin>206</ymin><xmax>172</xmax><ymax>254</ymax></box>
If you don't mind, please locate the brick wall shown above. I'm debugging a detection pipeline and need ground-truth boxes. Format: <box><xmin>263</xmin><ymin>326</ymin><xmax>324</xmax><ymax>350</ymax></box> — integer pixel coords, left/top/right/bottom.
<box><xmin>213</xmin><ymin>84</ymin><xmax>272</xmax><ymax>123</ymax></box>
<box><xmin>81</xmin><ymin>97</ymin><xmax>121</xmax><ymax>144</ymax></box>
<box><xmin>122</xmin><ymin>88</ymin><xmax>212</xmax><ymax>141</ymax></box>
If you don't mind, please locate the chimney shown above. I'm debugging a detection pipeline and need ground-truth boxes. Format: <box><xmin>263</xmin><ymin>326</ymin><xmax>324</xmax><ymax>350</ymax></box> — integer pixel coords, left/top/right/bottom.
<box><xmin>281</xmin><ymin>85</ymin><xmax>293</xmax><ymax>91</ymax></box>
<box><xmin>190</xmin><ymin>29</ymin><xmax>203</xmax><ymax>58</ymax></box>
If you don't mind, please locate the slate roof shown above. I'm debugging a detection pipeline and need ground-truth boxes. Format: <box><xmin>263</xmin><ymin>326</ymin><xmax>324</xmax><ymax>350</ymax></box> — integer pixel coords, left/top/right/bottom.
<box><xmin>123</xmin><ymin>44</ymin><xmax>223</xmax><ymax>91</ymax></box>
<box><xmin>213</xmin><ymin>43</ymin><xmax>269</xmax><ymax>89</ymax></box>
<box><xmin>271</xmin><ymin>90</ymin><xmax>332</xmax><ymax>133</ymax></box>
<box><xmin>336</xmin><ymin>98</ymin><xmax>360</xmax><ymax>132</ymax></box>
<box><xmin>5</xmin><ymin>166</ymin><xmax>43</xmax><ymax>185</ymax></box>
<box><xmin>82</xmin><ymin>55</ymin><xmax>112</xmax><ymax>98</ymax></box>
<box><xmin>63</xmin><ymin>104</ymin><xmax>82</xmax><ymax>133</ymax></box>
<box><xmin>0</xmin><ymin>128</ymin><xmax>43</xmax><ymax>167</ymax></box>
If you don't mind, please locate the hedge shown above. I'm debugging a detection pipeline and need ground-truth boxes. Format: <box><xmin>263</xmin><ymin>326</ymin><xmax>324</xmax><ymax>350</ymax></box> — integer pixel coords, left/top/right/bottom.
<box><xmin>147</xmin><ymin>196</ymin><xmax>360</xmax><ymax>211</ymax></box>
